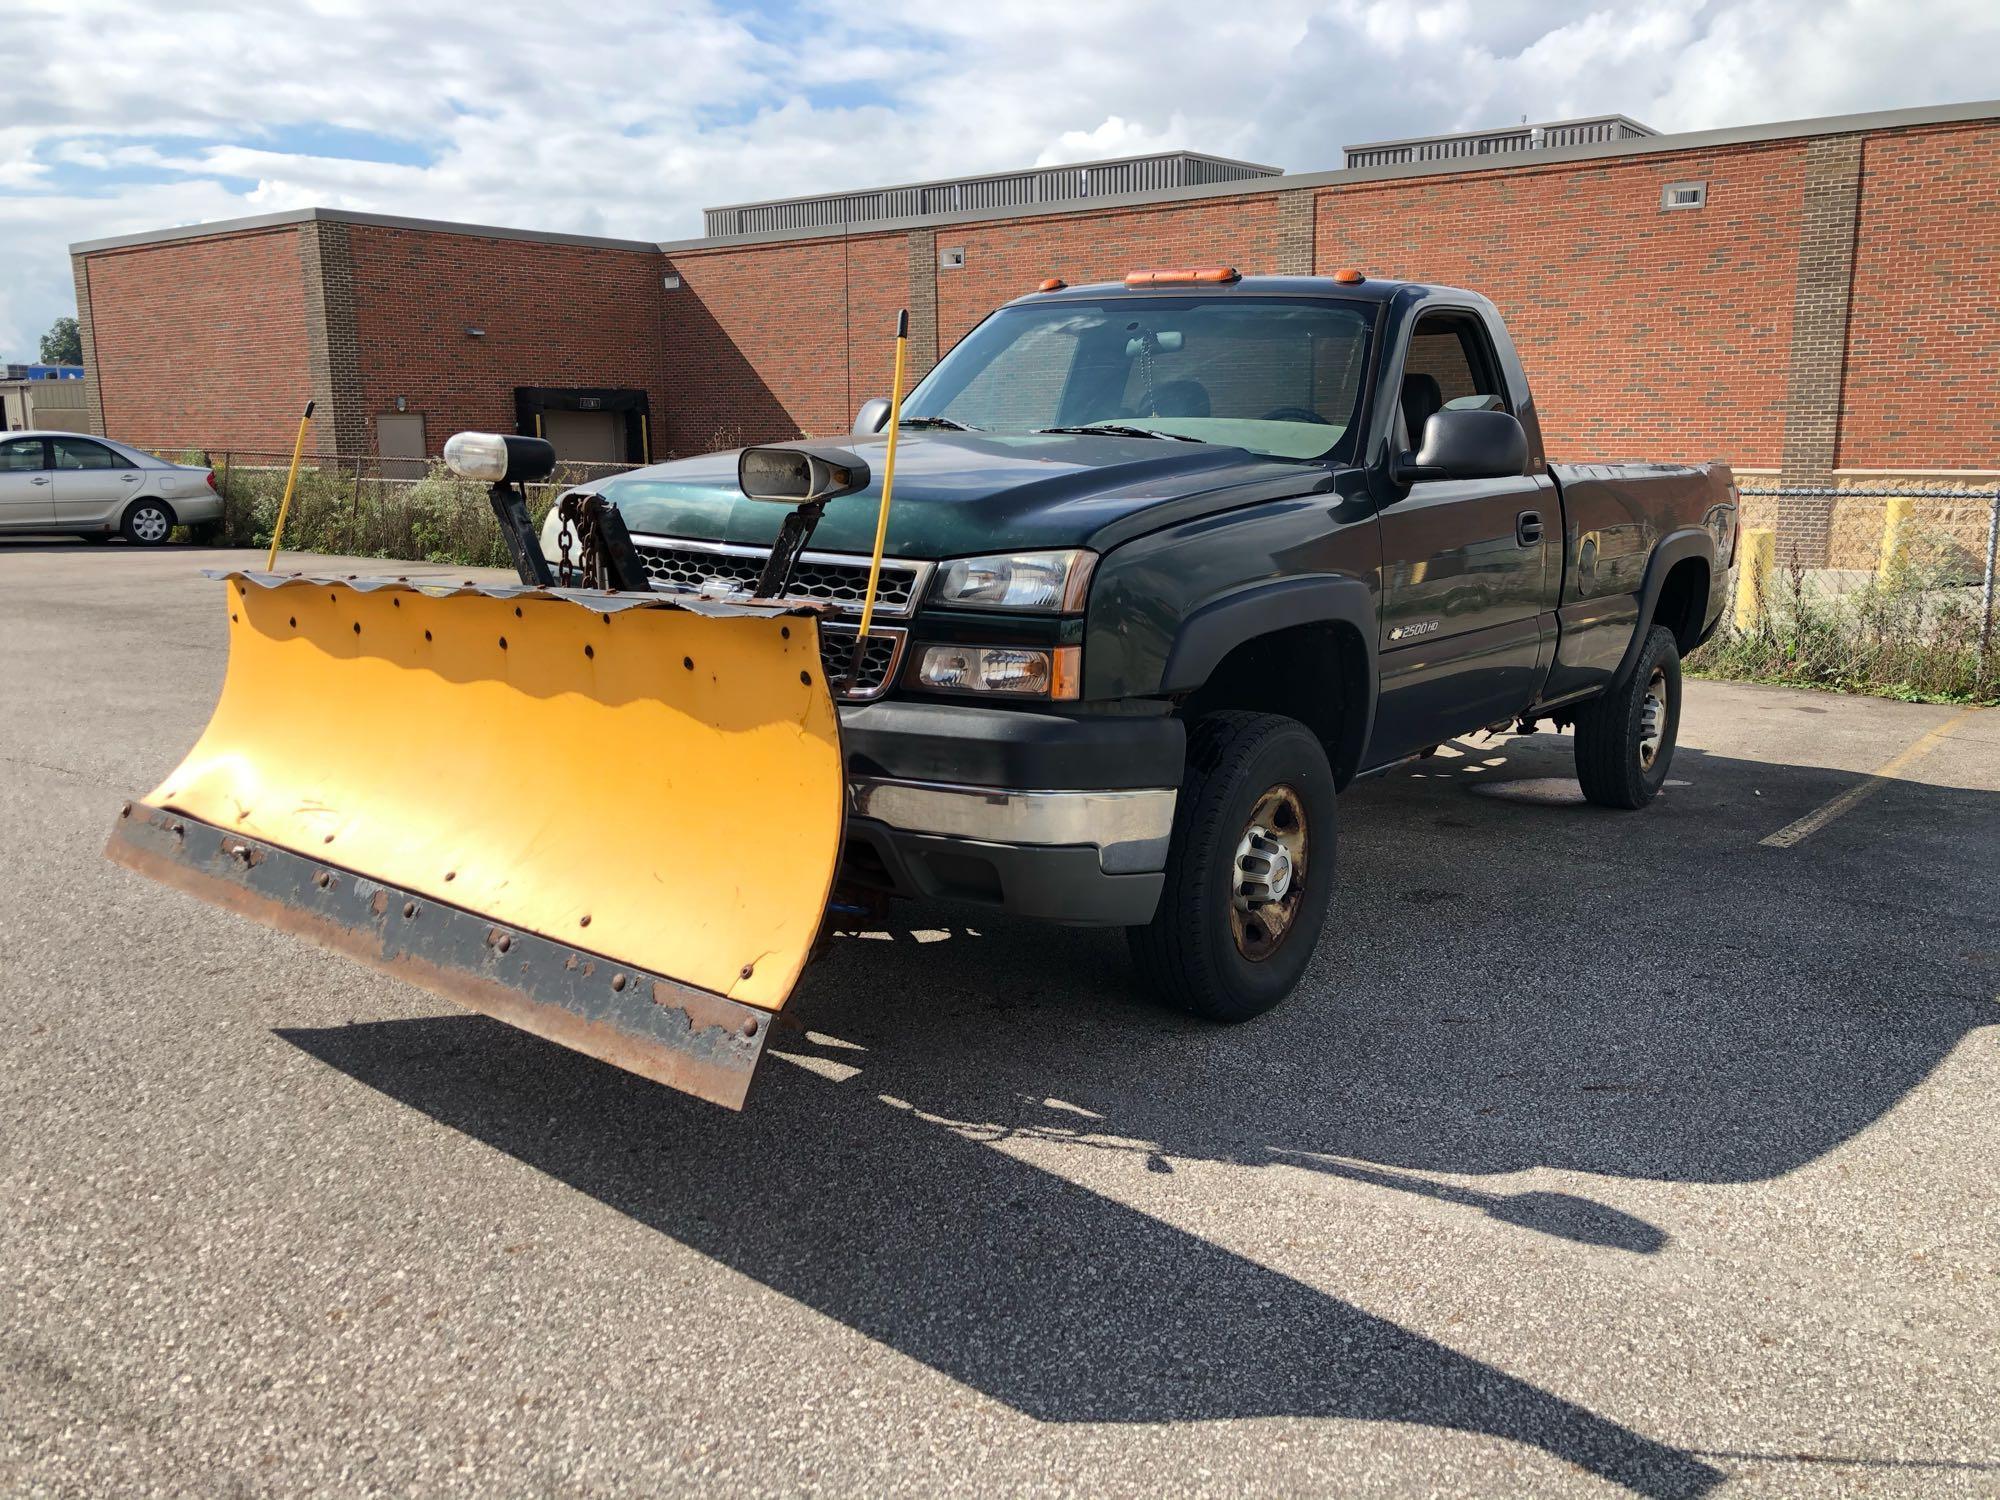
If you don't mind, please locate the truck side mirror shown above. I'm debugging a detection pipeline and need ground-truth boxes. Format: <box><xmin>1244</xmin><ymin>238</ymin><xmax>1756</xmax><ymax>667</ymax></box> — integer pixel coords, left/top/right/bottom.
<box><xmin>1391</xmin><ymin>408</ymin><xmax>1528</xmax><ymax>485</ymax></box>
<box><xmin>853</xmin><ymin>397</ymin><xmax>892</xmax><ymax>435</ymax></box>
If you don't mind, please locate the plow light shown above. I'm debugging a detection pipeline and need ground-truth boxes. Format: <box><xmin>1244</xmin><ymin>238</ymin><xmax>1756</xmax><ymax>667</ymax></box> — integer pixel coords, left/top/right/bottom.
<box><xmin>444</xmin><ymin>431</ymin><xmax>557</xmax><ymax>484</ymax></box>
<box><xmin>738</xmin><ymin>443</ymin><xmax>872</xmax><ymax>504</ymax></box>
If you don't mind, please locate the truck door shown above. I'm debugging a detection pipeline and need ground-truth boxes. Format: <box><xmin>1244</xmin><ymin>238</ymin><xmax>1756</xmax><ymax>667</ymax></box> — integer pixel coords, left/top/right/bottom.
<box><xmin>1371</xmin><ymin>310</ymin><xmax>1556</xmax><ymax>761</ymax></box>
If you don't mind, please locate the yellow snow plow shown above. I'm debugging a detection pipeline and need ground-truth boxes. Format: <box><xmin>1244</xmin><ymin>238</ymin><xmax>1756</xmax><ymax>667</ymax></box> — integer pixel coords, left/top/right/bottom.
<box><xmin>107</xmin><ymin>417</ymin><xmax>905</xmax><ymax>1110</ymax></box>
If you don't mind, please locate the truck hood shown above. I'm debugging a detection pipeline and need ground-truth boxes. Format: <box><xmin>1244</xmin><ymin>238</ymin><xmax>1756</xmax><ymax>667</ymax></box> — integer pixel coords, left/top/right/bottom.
<box><xmin>592</xmin><ymin>430</ymin><xmax>1316</xmax><ymax>558</ymax></box>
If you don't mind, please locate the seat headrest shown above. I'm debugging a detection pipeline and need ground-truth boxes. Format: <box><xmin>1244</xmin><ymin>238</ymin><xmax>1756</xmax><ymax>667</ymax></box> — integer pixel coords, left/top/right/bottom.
<box><xmin>1400</xmin><ymin>373</ymin><xmax>1444</xmax><ymax>444</ymax></box>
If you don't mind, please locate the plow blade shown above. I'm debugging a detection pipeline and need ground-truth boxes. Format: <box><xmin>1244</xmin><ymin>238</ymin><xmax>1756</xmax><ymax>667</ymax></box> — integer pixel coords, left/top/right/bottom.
<box><xmin>106</xmin><ymin>571</ymin><xmax>845</xmax><ymax>1109</ymax></box>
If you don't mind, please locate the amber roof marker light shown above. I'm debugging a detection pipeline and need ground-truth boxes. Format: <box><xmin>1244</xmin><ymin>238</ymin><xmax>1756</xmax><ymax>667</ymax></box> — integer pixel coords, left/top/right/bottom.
<box><xmin>1332</xmin><ymin>267</ymin><xmax>1367</xmax><ymax>284</ymax></box>
<box><xmin>1037</xmin><ymin>277</ymin><xmax>1067</xmax><ymax>292</ymax></box>
<box><xmin>1122</xmin><ymin>266</ymin><xmax>1242</xmax><ymax>287</ymax></box>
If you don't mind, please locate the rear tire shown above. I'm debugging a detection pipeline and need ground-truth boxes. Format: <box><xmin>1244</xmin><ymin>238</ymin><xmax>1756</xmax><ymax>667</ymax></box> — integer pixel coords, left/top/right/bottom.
<box><xmin>1574</xmin><ymin>625</ymin><xmax>1681</xmax><ymax>809</ymax></box>
<box><xmin>1128</xmin><ymin>711</ymin><xmax>1337</xmax><ymax>1022</ymax></box>
<box><xmin>120</xmin><ymin>500</ymin><xmax>175</xmax><ymax>546</ymax></box>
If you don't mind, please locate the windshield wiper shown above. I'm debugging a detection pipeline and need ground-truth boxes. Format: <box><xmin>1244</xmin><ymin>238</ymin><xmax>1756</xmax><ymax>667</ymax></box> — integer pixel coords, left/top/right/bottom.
<box><xmin>1035</xmin><ymin>424</ymin><xmax>1207</xmax><ymax>443</ymax></box>
<box><xmin>899</xmin><ymin>415</ymin><xmax>976</xmax><ymax>431</ymax></box>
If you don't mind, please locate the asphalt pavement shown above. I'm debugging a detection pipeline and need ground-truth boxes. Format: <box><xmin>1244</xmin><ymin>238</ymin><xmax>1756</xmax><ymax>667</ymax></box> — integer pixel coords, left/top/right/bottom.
<box><xmin>3</xmin><ymin>540</ymin><xmax>1997</xmax><ymax>1498</ymax></box>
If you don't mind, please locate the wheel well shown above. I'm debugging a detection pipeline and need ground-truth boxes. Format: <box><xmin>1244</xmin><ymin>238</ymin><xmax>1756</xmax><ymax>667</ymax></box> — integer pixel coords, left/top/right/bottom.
<box><xmin>1651</xmin><ymin>556</ymin><xmax>1709</xmax><ymax>653</ymax></box>
<box><xmin>123</xmin><ymin>496</ymin><xmax>177</xmax><ymax>524</ymax></box>
<box><xmin>1179</xmin><ymin>621</ymin><xmax>1368</xmax><ymax>785</ymax></box>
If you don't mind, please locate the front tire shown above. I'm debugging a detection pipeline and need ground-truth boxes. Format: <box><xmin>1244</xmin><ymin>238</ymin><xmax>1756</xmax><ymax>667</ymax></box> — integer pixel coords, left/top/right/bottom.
<box><xmin>120</xmin><ymin>499</ymin><xmax>175</xmax><ymax>546</ymax></box>
<box><xmin>1574</xmin><ymin>624</ymin><xmax>1681</xmax><ymax>808</ymax></box>
<box><xmin>1128</xmin><ymin>711</ymin><xmax>1337</xmax><ymax>1022</ymax></box>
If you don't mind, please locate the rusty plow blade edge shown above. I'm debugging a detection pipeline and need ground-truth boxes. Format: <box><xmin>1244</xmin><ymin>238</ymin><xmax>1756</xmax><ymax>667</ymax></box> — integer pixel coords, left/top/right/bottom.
<box><xmin>105</xmin><ymin>573</ymin><xmax>848</xmax><ymax>1110</ymax></box>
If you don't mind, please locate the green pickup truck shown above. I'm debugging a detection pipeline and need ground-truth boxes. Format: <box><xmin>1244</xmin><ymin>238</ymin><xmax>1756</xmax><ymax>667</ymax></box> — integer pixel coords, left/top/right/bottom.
<box><xmin>545</xmin><ymin>270</ymin><xmax>1739</xmax><ymax>1023</ymax></box>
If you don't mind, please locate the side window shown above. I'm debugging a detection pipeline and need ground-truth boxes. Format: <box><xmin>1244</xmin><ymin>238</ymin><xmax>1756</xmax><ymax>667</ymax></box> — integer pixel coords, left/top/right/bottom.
<box><xmin>53</xmin><ymin>437</ymin><xmax>135</xmax><ymax>471</ymax></box>
<box><xmin>0</xmin><ymin>438</ymin><xmax>46</xmax><ymax>473</ymax></box>
<box><xmin>1399</xmin><ymin>313</ymin><xmax>1510</xmax><ymax>450</ymax></box>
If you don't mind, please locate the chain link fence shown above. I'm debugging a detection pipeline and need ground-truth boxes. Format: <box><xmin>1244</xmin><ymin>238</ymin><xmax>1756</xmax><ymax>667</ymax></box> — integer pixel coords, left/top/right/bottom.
<box><xmin>1693</xmin><ymin>478</ymin><xmax>2000</xmax><ymax>704</ymax></box>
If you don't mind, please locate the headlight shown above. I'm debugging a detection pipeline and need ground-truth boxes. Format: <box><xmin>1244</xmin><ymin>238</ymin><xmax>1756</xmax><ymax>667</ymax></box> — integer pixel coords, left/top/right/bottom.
<box><xmin>915</xmin><ymin>645</ymin><xmax>1081</xmax><ymax>699</ymax></box>
<box><xmin>931</xmin><ymin>550</ymin><xmax>1095</xmax><ymax>612</ymax></box>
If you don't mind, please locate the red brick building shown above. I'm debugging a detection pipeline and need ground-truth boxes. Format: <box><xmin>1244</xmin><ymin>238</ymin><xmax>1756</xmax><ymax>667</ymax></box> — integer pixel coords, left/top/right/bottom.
<box><xmin>71</xmin><ymin>99</ymin><xmax>1997</xmax><ymax>518</ymax></box>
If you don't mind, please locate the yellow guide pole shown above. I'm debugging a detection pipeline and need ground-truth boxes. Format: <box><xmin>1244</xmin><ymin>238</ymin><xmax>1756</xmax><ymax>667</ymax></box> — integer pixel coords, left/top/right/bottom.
<box><xmin>264</xmin><ymin>399</ymin><xmax>317</xmax><ymax>572</ymax></box>
<box><xmin>856</xmin><ymin>310</ymin><xmax>909</xmax><ymax>641</ymax></box>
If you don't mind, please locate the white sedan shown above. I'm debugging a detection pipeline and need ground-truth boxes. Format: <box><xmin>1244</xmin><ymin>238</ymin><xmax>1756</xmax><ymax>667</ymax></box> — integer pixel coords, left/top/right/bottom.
<box><xmin>0</xmin><ymin>431</ymin><xmax>222</xmax><ymax>544</ymax></box>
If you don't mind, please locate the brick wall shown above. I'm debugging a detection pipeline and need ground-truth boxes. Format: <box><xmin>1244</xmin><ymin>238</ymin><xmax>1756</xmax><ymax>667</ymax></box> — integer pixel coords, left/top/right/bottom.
<box><xmin>938</xmin><ymin>193</ymin><xmax>1283</xmax><ymax>349</ymax></box>
<box><xmin>79</xmin><ymin>226</ymin><xmax>314</xmax><ymax>453</ymax></box>
<box><xmin>343</xmin><ymin>225</ymin><xmax>669</xmax><ymax>459</ymax></box>
<box><xmin>1315</xmin><ymin>141</ymin><xmax>1809</xmax><ymax>468</ymax></box>
<box><xmin>1838</xmin><ymin>123</ymin><xmax>2000</xmax><ymax>469</ymax></box>
<box><xmin>72</xmin><ymin>113</ymin><xmax>1999</xmax><ymax>486</ymax></box>
<box><xmin>660</xmin><ymin>236</ymin><xmax>894</xmax><ymax>450</ymax></box>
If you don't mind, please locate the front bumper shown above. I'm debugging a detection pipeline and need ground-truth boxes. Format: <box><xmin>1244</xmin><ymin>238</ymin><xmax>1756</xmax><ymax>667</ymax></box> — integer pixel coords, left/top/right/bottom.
<box><xmin>835</xmin><ymin>700</ymin><xmax>1185</xmax><ymax>926</ymax></box>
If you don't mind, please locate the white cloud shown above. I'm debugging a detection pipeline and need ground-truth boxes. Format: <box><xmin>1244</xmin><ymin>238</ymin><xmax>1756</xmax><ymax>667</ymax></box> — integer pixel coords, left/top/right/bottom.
<box><xmin>0</xmin><ymin>0</ymin><xmax>1994</xmax><ymax>358</ymax></box>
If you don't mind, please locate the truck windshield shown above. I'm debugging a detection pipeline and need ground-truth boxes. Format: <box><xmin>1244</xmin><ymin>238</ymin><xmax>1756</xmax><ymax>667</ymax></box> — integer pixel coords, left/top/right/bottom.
<box><xmin>900</xmin><ymin>295</ymin><xmax>1373</xmax><ymax>461</ymax></box>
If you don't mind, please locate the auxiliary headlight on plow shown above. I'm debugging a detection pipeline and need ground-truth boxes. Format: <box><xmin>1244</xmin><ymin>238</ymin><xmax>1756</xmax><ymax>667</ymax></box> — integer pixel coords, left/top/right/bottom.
<box><xmin>107</xmin><ymin>317</ymin><xmax>918</xmax><ymax>1112</ymax></box>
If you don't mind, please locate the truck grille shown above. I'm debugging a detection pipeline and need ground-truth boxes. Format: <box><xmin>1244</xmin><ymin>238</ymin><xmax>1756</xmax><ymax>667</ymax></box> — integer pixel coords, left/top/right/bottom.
<box><xmin>629</xmin><ymin>534</ymin><xmax>929</xmax><ymax>617</ymax></box>
<box><xmin>816</xmin><ymin>625</ymin><xmax>905</xmax><ymax>701</ymax></box>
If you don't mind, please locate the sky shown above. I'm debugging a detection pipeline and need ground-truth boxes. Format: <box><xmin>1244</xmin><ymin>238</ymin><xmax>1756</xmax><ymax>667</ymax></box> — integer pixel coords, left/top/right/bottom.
<box><xmin>2</xmin><ymin>0</ymin><xmax>1996</xmax><ymax>360</ymax></box>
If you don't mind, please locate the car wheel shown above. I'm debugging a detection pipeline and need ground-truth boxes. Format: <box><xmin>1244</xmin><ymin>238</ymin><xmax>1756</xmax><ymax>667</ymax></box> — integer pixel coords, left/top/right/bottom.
<box><xmin>1128</xmin><ymin>710</ymin><xmax>1337</xmax><ymax>1022</ymax></box>
<box><xmin>121</xmin><ymin>500</ymin><xmax>175</xmax><ymax>546</ymax></box>
<box><xmin>1573</xmin><ymin>624</ymin><xmax>1681</xmax><ymax>809</ymax></box>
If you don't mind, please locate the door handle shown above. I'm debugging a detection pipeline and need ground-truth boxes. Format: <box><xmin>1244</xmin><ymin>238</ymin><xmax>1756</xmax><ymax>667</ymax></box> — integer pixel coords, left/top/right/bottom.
<box><xmin>120</xmin><ymin>473</ymin><xmax>141</xmax><ymax>482</ymax></box>
<box><xmin>1516</xmin><ymin>509</ymin><xmax>1544</xmax><ymax>546</ymax></box>
<box><xmin>30</xmin><ymin>475</ymin><xmax>50</xmax><ymax>485</ymax></box>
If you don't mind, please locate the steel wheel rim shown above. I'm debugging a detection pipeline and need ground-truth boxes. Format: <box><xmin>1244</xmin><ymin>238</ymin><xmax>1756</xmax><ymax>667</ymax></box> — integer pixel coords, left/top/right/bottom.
<box><xmin>132</xmin><ymin>506</ymin><xmax>169</xmax><ymax>542</ymax></box>
<box><xmin>1229</xmin><ymin>784</ymin><xmax>1308</xmax><ymax>961</ymax></box>
<box><xmin>1638</xmin><ymin>667</ymin><xmax>1667</xmax><ymax>770</ymax></box>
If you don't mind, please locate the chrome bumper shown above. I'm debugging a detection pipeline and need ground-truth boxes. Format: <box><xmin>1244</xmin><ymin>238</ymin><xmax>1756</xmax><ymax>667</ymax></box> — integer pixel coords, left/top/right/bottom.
<box><xmin>847</xmin><ymin>777</ymin><xmax>1178</xmax><ymax>874</ymax></box>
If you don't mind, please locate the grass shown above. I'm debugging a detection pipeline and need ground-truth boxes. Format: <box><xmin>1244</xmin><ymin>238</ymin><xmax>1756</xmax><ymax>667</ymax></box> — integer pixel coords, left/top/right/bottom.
<box><xmin>189</xmin><ymin>458</ymin><xmax>558</xmax><ymax>569</ymax></box>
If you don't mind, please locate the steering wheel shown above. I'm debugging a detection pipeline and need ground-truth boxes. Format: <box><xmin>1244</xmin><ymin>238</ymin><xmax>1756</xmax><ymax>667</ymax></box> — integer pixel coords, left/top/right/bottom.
<box><xmin>1259</xmin><ymin>406</ymin><xmax>1331</xmax><ymax>424</ymax></box>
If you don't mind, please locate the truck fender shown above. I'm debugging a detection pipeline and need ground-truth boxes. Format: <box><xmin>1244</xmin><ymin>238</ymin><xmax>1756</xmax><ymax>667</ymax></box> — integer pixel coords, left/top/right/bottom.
<box><xmin>1611</xmin><ymin>527</ymin><xmax>1717</xmax><ymax>687</ymax></box>
<box><xmin>1158</xmin><ymin>574</ymin><xmax>1378</xmax><ymax>773</ymax></box>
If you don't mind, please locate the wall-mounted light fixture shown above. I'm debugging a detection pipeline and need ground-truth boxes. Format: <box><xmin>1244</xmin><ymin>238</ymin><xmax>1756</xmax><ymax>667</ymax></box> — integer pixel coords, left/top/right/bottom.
<box><xmin>938</xmin><ymin>246</ymin><xmax>966</xmax><ymax>270</ymax></box>
<box><xmin>663</xmin><ymin>273</ymin><xmax>682</xmax><ymax>290</ymax></box>
<box><xmin>465</xmin><ymin>326</ymin><xmax>486</xmax><ymax>338</ymax></box>
<box><xmin>394</xmin><ymin>395</ymin><xmax>407</xmax><ymax>413</ymax></box>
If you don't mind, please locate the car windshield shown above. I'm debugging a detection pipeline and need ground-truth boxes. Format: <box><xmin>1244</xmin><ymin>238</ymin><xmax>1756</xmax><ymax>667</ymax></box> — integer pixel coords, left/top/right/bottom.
<box><xmin>899</xmin><ymin>295</ymin><xmax>1374</xmax><ymax>461</ymax></box>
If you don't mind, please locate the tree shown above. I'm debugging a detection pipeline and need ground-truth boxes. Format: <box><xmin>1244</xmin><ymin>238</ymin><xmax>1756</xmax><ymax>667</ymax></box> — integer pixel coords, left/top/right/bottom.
<box><xmin>40</xmin><ymin>316</ymin><xmax>82</xmax><ymax>367</ymax></box>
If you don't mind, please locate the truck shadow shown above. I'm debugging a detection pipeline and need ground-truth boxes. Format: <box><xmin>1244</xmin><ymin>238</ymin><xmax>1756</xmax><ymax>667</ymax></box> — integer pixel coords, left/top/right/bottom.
<box><xmin>272</xmin><ymin>721</ymin><xmax>1993</xmax><ymax>1499</ymax></box>
<box><xmin>280</xmin><ymin>1012</ymin><xmax>1723</xmax><ymax>1499</ymax></box>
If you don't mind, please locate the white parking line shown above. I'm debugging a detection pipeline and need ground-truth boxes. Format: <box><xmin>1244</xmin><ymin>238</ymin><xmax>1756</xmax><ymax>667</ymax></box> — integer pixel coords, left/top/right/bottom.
<box><xmin>1760</xmin><ymin>707</ymin><xmax>1979</xmax><ymax>848</ymax></box>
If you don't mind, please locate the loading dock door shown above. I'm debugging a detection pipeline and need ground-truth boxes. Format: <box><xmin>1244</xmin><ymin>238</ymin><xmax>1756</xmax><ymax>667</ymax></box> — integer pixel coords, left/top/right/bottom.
<box><xmin>377</xmin><ymin>414</ymin><xmax>427</xmax><ymax>480</ymax></box>
<box><xmin>540</xmin><ymin>409</ymin><xmax>623</xmax><ymax>464</ymax></box>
